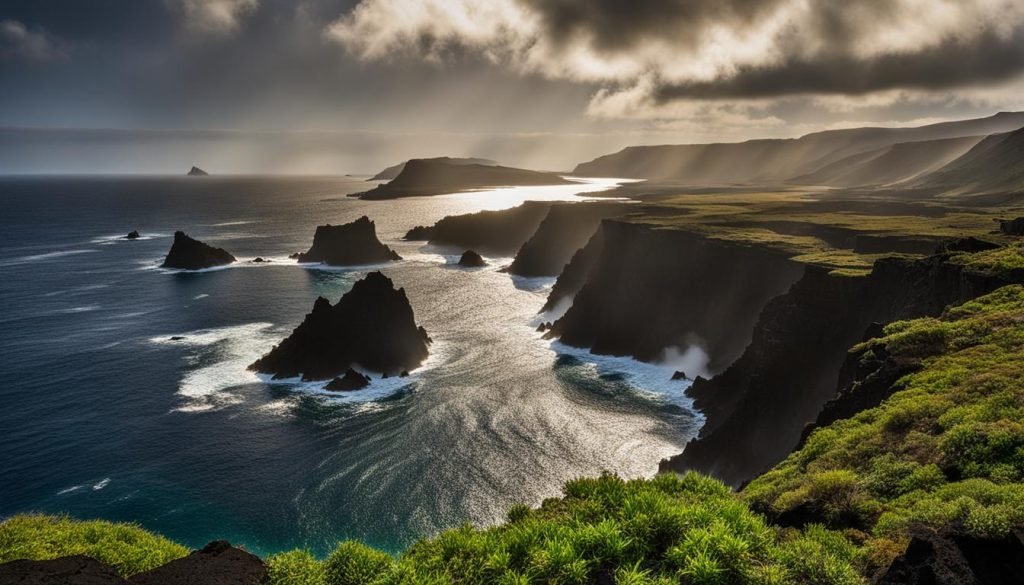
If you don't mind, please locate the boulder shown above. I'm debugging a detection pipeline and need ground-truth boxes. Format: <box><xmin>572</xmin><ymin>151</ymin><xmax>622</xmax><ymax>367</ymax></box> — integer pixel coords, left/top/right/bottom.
<box><xmin>129</xmin><ymin>541</ymin><xmax>265</xmax><ymax>585</ymax></box>
<box><xmin>161</xmin><ymin>232</ymin><xmax>235</xmax><ymax>270</ymax></box>
<box><xmin>125</xmin><ymin>231</ymin><xmax>140</xmax><ymax>240</ymax></box>
<box><xmin>250</xmin><ymin>271</ymin><xmax>430</xmax><ymax>380</ymax></box>
<box><xmin>671</xmin><ymin>370</ymin><xmax>688</xmax><ymax>381</ymax></box>
<box><xmin>0</xmin><ymin>555</ymin><xmax>129</xmax><ymax>584</ymax></box>
<box><xmin>457</xmin><ymin>250</ymin><xmax>487</xmax><ymax>267</ymax></box>
<box><xmin>999</xmin><ymin>217</ymin><xmax>1024</xmax><ymax>236</ymax></box>
<box><xmin>294</xmin><ymin>216</ymin><xmax>400</xmax><ymax>266</ymax></box>
<box><xmin>873</xmin><ymin>528</ymin><xmax>1024</xmax><ymax>585</ymax></box>
<box><xmin>325</xmin><ymin>369</ymin><xmax>371</xmax><ymax>391</ymax></box>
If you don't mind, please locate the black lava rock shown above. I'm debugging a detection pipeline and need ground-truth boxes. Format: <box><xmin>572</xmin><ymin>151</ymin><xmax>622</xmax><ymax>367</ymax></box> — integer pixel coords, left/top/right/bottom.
<box><xmin>250</xmin><ymin>271</ymin><xmax>430</xmax><ymax>380</ymax></box>
<box><xmin>126</xmin><ymin>230</ymin><xmax>141</xmax><ymax>240</ymax></box>
<box><xmin>457</xmin><ymin>250</ymin><xmax>487</xmax><ymax>267</ymax></box>
<box><xmin>294</xmin><ymin>216</ymin><xmax>400</xmax><ymax>266</ymax></box>
<box><xmin>129</xmin><ymin>541</ymin><xmax>266</xmax><ymax>585</ymax></box>
<box><xmin>0</xmin><ymin>555</ymin><xmax>129</xmax><ymax>584</ymax></box>
<box><xmin>161</xmin><ymin>232</ymin><xmax>235</xmax><ymax>270</ymax></box>
<box><xmin>325</xmin><ymin>369</ymin><xmax>371</xmax><ymax>391</ymax></box>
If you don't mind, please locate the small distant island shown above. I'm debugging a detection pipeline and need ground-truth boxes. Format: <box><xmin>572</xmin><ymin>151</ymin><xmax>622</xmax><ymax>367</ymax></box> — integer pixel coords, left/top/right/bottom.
<box><xmin>457</xmin><ymin>250</ymin><xmax>487</xmax><ymax>267</ymax></box>
<box><xmin>187</xmin><ymin>166</ymin><xmax>208</xmax><ymax>176</ymax></box>
<box><xmin>249</xmin><ymin>271</ymin><xmax>430</xmax><ymax>381</ymax></box>
<box><xmin>353</xmin><ymin>158</ymin><xmax>575</xmax><ymax>200</ymax></box>
<box><xmin>161</xmin><ymin>231</ymin><xmax>235</xmax><ymax>270</ymax></box>
<box><xmin>292</xmin><ymin>216</ymin><xmax>400</xmax><ymax>266</ymax></box>
<box><xmin>369</xmin><ymin>156</ymin><xmax>498</xmax><ymax>181</ymax></box>
<box><xmin>125</xmin><ymin>230</ymin><xmax>140</xmax><ymax>240</ymax></box>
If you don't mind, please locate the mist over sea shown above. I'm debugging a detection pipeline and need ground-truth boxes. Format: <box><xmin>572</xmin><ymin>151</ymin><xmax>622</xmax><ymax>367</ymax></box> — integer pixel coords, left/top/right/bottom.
<box><xmin>0</xmin><ymin>176</ymin><xmax>701</xmax><ymax>556</ymax></box>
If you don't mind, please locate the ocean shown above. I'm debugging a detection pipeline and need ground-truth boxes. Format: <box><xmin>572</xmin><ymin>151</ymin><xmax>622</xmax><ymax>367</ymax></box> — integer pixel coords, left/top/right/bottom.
<box><xmin>0</xmin><ymin>175</ymin><xmax>701</xmax><ymax>556</ymax></box>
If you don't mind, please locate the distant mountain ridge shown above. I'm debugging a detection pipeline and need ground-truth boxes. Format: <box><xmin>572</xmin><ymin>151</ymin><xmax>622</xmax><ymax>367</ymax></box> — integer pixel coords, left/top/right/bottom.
<box><xmin>572</xmin><ymin>111</ymin><xmax>1024</xmax><ymax>189</ymax></box>
<box><xmin>369</xmin><ymin>157</ymin><xmax>498</xmax><ymax>181</ymax></box>
<box><xmin>355</xmin><ymin>158</ymin><xmax>573</xmax><ymax>200</ymax></box>
<box><xmin>914</xmin><ymin>126</ymin><xmax>1024</xmax><ymax>194</ymax></box>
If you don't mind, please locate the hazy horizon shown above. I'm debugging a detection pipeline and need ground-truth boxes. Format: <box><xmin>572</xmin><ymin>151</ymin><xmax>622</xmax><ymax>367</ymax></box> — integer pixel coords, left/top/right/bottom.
<box><xmin>3</xmin><ymin>0</ymin><xmax>1024</xmax><ymax>173</ymax></box>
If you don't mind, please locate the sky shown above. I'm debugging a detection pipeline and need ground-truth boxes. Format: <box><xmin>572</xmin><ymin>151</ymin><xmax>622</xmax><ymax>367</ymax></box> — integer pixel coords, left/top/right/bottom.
<box><xmin>2</xmin><ymin>0</ymin><xmax>1024</xmax><ymax>174</ymax></box>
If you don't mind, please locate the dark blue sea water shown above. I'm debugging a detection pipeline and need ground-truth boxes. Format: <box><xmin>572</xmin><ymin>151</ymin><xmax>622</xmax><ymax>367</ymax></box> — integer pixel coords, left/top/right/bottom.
<box><xmin>0</xmin><ymin>176</ymin><xmax>702</xmax><ymax>556</ymax></box>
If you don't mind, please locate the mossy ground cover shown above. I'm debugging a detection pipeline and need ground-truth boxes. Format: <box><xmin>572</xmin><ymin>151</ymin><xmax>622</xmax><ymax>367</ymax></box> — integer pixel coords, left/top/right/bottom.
<box><xmin>744</xmin><ymin>284</ymin><xmax>1024</xmax><ymax>569</ymax></box>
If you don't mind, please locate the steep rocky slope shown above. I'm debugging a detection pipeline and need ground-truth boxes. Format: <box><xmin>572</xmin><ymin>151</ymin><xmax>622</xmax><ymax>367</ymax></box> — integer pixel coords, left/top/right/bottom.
<box><xmin>916</xmin><ymin>126</ymin><xmax>1024</xmax><ymax>193</ymax></box>
<box><xmin>507</xmin><ymin>201</ymin><xmax>631</xmax><ymax>277</ymax></box>
<box><xmin>663</xmin><ymin>244</ymin><xmax>1024</xmax><ymax>486</ymax></box>
<box><xmin>547</xmin><ymin>221</ymin><xmax>804</xmax><ymax>372</ymax></box>
<box><xmin>405</xmin><ymin>201</ymin><xmax>554</xmax><ymax>256</ymax></box>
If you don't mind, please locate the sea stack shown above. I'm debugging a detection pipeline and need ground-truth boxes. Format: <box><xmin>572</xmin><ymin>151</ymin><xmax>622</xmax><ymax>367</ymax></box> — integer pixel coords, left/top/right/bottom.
<box><xmin>295</xmin><ymin>216</ymin><xmax>401</xmax><ymax>266</ymax></box>
<box><xmin>126</xmin><ymin>230</ymin><xmax>141</xmax><ymax>240</ymax></box>
<box><xmin>250</xmin><ymin>271</ymin><xmax>430</xmax><ymax>380</ymax></box>
<box><xmin>161</xmin><ymin>231</ymin><xmax>236</xmax><ymax>270</ymax></box>
<box><xmin>187</xmin><ymin>166</ymin><xmax>209</xmax><ymax>176</ymax></box>
<box><xmin>457</xmin><ymin>250</ymin><xmax>487</xmax><ymax>267</ymax></box>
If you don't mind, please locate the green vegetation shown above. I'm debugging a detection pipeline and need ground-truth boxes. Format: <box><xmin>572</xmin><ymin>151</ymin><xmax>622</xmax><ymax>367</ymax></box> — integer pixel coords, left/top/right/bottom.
<box><xmin>3</xmin><ymin>474</ymin><xmax>865</xmax><ymax>584</ymax></box>
<box><xmin>619</xmin><ymin>189</ymin><xmax>1024</xmax><ymax>275</ymax></box>
<box><xmin>745</xmin><ymin>285</ymin><xmax>1024</xmax><ymax>568</ymax></box>
<box><xmin>0</xmin><ymin>514</ymin><xmax>188</xmax><ymax>576</ymax></box>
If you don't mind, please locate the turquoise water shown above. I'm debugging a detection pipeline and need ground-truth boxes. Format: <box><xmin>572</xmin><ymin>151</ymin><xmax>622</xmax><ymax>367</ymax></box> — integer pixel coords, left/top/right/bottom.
<box><xmin>0</xmin><ymin>176</ymin><xmax>700</xmax><ymax>556</ymax></box>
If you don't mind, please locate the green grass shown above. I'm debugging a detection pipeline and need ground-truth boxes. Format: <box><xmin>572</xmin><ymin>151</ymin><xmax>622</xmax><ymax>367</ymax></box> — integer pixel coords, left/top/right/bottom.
<box><xmin>0</xmin><ymin>514</ymin><xmax>188</xmax><ymax>576</ymax></box>
<box><xmin>1</xmin><ymin>474</ymin><xmax>865</xmax><ymax>584</ymax></box>
<box><xmin>744</xmin><ymin>284</ymin><xmax>1024</xmax><ymax>569</ymax></box>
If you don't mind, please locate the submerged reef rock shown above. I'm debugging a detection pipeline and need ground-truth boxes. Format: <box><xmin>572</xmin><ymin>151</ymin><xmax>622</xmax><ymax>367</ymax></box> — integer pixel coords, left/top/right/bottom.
<box><xmin>129</xmin><ymin>541</ymin><xmax>266</xmax><ymax>585</ymax></box>
<box><xmin>457</xmin><ymin>250</ymin><xmax>486</xmax><ymax>267</ymax></box>
<box><xmin>294</xmin><ymin>216</ymin><xmax>400</xmax><ymax>266</ymax></box>
<box><xmin>325</xmin><ymin>369</ymin><xmax>371</xmax><ymax>391</ymax></box>
<box><xmin>0</xmin><ymin>556</ymin><xmax>128</xmax><ymax>585</ymax></box>
<box><xmin>250</xmin><ymin>271</ymin><xmax>430</xmax><ymax>380</ymax></box>
<box><xmin>186</xmin><ymin>166</ymin><xmax>208</xmax><ymax>176</ymax></box>
<box><xmin>161</xmin><ymin>232</ymin><xmax>235</xmax><ymax>270</ymax></box>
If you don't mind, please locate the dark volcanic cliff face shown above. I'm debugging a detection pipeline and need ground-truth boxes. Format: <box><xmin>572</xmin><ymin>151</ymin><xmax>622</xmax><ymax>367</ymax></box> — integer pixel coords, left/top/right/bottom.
<box><xmin>663</xmin><ymin>252</ymin><xmax>1024</xmax><ymax>486</ymax></box>
<box><xmin>404</xmin><ymin>201</ymin><xmax>554</xmax><ymax>256</ymax></box>
<box><xmin>295</xmin><ymin>216</ymin><xmax>400</xmax><ymax>265</ymax></box>
<box><xmin>507</xmin><ymin>202</ymin><xmax>631</xmax><ymax>277</ymax></box>
<box><xmin>161</xmin><ymin>231</ymin><xmax>235</xmax><ymax>270</ymax></box>
<box><xmin>547</xmin><ymin>221</ymin><xmax>804</xmax><ymax>371</ymax></box>
<box><xmin>250</xmin><ymin>271</ymin><xmax>430</xmax><ymax>380</ymax></box>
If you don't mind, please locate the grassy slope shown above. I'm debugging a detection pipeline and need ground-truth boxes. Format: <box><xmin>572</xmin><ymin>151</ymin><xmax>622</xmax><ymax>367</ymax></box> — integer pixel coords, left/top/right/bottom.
<box><xmin>744</xmin><ymin>284</ymin><xmax>1024</xmax><ymax>569</ymax></box>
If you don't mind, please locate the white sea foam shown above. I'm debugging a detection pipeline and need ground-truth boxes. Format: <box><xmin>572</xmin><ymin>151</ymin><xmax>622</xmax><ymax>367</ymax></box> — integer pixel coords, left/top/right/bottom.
<box><xmin>0</xmin><ymin>249</ymin><xmax>98</xmax><ymax>268</ymax></box>
<box><xmin>91</xmin><ymin>233</ymin><xmax>169</xmax><ymax>244</ymax></box>
<box><xmin>548</xmin><ymin>340</ymin><xmax>700</xmax><ymax>411</ymax></box>
<box><xmin>193</xmin><ymin>293</ymin><xmax>210</xmax><ymax>300</ymax></box>
<box><xmin>43</xmin><ymin>284</ymin><xmax>110</xmax><ymax>297</ymax></box>
<box><xmin>535</xmin><ymin>294</ymin><xmax>574</xmax><ymax>325</ymax></box>
<box><xmin>57</xmin><ymin>484</ymin><xmax>84</xmax><ymax>495</ymax></box>
<box><xmin>206</xmin><ymin>220</ymin><xmax>255</xmax><ymax>227</ymax></box>
<box><xmin>92</xmin><ymin>478</ymin><xmax>111</xmax><ymax>490</ymax></box>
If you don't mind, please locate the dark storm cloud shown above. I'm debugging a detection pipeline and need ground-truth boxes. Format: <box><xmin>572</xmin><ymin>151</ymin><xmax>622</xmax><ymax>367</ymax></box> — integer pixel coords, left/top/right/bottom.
<box><xmin>652</xmin><ymin>28</ymin><xmax>1024</xmax><ymax>100</ymax></box>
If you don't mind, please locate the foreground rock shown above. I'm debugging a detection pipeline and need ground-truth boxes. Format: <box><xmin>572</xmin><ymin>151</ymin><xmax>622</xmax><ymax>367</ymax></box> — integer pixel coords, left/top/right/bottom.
<box><xmin>325</xmin><ymin>368</ymin><xmax>371</xmax><ymax>391</ymax></box>
<box><xmin>355</xmin><ymin>158</ymin><xmax>574</xmax><ymax>200</ymax></box>
<box><xmin>457</xmin><ymin>250</ymin><xmax>486</xmax><ymax>267</ymax></box>
<box><xmin>1000</xmin><ymin>216</ymin><xmax>1024</xmax><ymax>235</ymax></box>
<box><xmin>125</xmin><ymin>230</ymin><xmax>140</xmax><ymax>240</ymax></box>
<box><xmin>161</xmin><ymin>232</ymin><xmax>235</xmax><ymax>270</ymax></box>
<box><xmin>250</xmin><ymin>271</ymin><xmax>430</xmax><ymax>380</ymax></box>
<box><xmin>873</xmin><ymin>528</ymin><xmax>1024</xmax><ymax>585</ymax></box>
<box><xmin>0</xmin><ymin>555</ymin><xmax>128</xmax><ymax>584</ymax></box>
<box><xmin>294</xmin><ymin>216</ymin><xmax>400</xmax><ymax>266</ymax></box>
<box><xmin>129</xmin><ymin>541</ymin><xmax>265</xmax><ymax>585</ymax></box>
<box><xmin>187</xmin><ymin>166</ymin><xmax>208</xmax><ymax>176</ymax></box>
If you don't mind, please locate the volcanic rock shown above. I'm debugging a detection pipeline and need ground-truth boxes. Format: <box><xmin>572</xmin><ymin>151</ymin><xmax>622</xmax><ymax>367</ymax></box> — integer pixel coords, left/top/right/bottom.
<box><xmin>250</xmin><ymin>271</ymin><xmax>430</xmax><ymax>380</ymax></box>
<box><xmin>294</xmin><ymin>216</ymin><xmax>400</xmax><ymax>266</ymax></box>
<box><xmin>873</xmin><ymin>528</ymin><xmax>1024</xmax><ymax>585</ymax></box>
<box><xmin>457</xmin><ymin>250</ymin><xmax>486</xmax><ymax>267</ymax></box>
<box><xmin>0</xmin><ymin>555</ymin><xmax>129</xmax><ymax>585</ymax></box>
<box><xmin>325</xmin><ymin>369</ymin><xmax>371</xmax><ymax>391</ymax></box>
<box><xmin>129</xmin><ymin>541</ymin><xmax>266</xmax><ymax>585</ymax></box>
<box><xmin>126</xmin><ymin>230</ymin><xmax>140</xmax><ymax>240</ymax></box>
<box><xmin>161</xmin><ymin>232</ymin><xmax>235</xmax><ymax>270</ymax></box>
<box><xmin>671</xmin><ymin>371</ymin><xmax>688</xmax><ymax>380</ymax></box>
